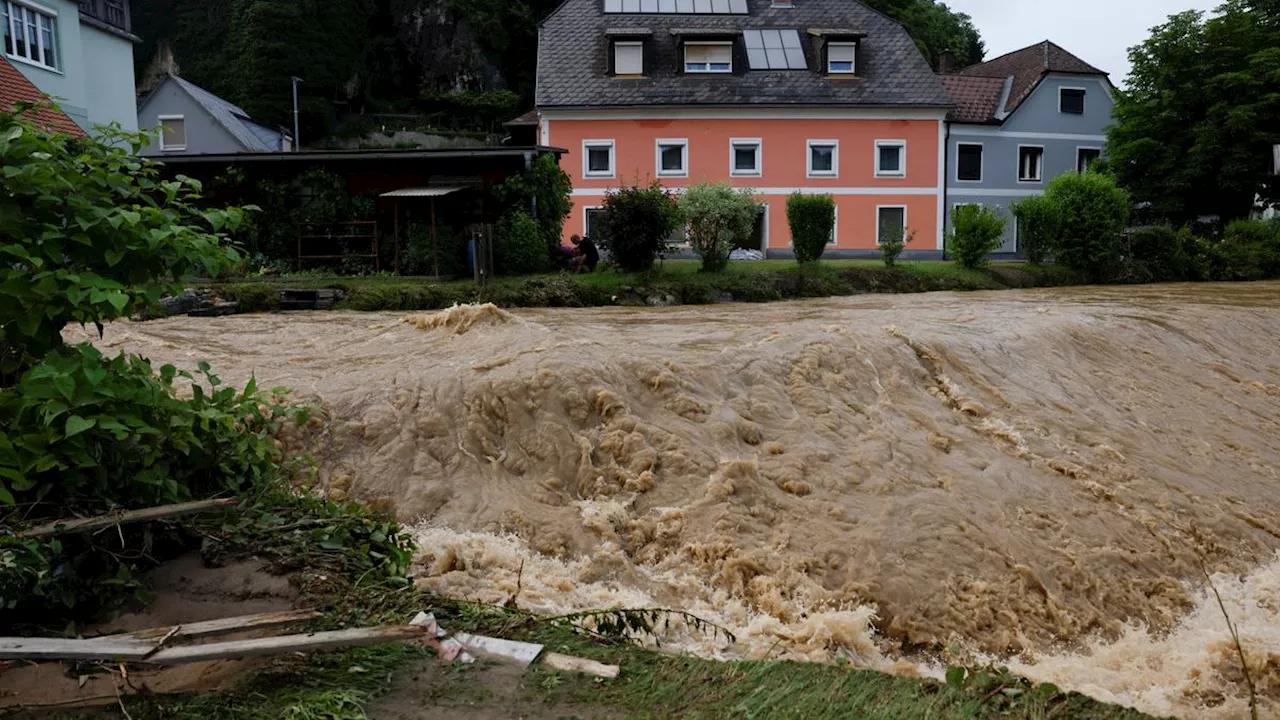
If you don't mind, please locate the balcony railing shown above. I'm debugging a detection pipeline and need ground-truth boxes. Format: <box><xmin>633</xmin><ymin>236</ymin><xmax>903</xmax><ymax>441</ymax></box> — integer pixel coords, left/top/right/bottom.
<box><xmin>78</xmin><ymin>0</ymin><xmax>130</xmax><ymax>34</ymax></box>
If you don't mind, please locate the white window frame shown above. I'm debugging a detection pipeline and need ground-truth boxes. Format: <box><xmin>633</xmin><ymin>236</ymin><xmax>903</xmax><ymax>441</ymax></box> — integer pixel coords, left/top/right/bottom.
<box><xmin>1017</xmin><ymin>145</ymin><xmax>1044</xmax><ymax>183</ymax></box>
<box><xmin>876</xmin><ymin>205</ymin><xmax>908</xmax><ymax>247</ymax></box>
<box><xmin>875</xmin><ymin>139</ymin><xmax>906</xmax><ymax>178</ymax></box>
<box><xmin>827</xmin><ymin>41</ymin><xmax>856</xmax><ymax>74</ymax></box>
<box><xmin>583</xmin><ymin>140</ymin><xmax>616</xmax><ymax>179</ymax></box>
<box><xmin>158</xmin><ymin>114</ymin><xmax>187</xmax><ymax>153</ymax></box>
<box><xmin>583</xmin><ymin>205</ymin><xmax>604</xmax><ymax>238</ymax></box>
<box><xmin>613</xmin><ymin>41</ymin><xmax>644</xmax><ymax>76</ymax></box>
<box><xmin>807</xmin><ymin>139</ymin><xmax>838</xmax><ymax>178</ymax></box>
<box><xmin>684</xmin><ymin>41</ymin><xmax>733</xmax><ymax>73</ymax></box>
<box><xmin>828</xmin><ymin>204</ymin><xmax>839</xmax><ymax>246</ymax></box>
<box><xmin>1076</xmin><ymin>146</ymin><xmax>1102</xmax><ymax>173</ymax></box>
<box><xmin>1059</xmin><ymin>87</ymin><xmax>1087</xmax><ymax>115</ymax></box>
<box><xmin>4</xmin><ymin>0</ymin><xmax>59</xmax><ymax>72</ymax></box>
<box><xmin>729</xmin><ymin>137</ymin><xmax>762</xmax><ymax>177</ymax></box>
<box><xmin>655</xmin><ymin>138</ymin><xmax>688</xmax><ymax>178</ymax></box>
<box><xmin>955</xmin><ymin>142</ymin><xmax>984</xmax><ymax>183</ymax></box>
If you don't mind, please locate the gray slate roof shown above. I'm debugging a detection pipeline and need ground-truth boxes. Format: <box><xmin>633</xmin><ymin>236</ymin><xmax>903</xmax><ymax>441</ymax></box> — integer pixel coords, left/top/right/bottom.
<box><xmin>170</xmin><ymin>76</ymin><xmax>284</xmax><ymax>152</ymax></box>
<box><xmin>536</xmin><ymin>0</ymin><xmax>951</xmax><ymax>109</ymax></box>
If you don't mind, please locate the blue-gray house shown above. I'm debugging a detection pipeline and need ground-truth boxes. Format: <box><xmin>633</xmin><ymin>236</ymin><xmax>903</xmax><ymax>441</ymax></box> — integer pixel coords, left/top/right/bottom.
<box><xmin>136</xmin><ymin>74</ymin><xmax>291</xmax><ymax>156</ymax></box>
<box><xmin>941</xmin><ymin>41</ymin><xmax>1115</xmax><ymax>253</ymax></box>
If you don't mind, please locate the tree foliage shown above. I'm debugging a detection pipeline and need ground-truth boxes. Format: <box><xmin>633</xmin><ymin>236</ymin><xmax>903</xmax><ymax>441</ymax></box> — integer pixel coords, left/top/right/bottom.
<box><xmin>1044</xmin><ymin>172</ymin><xmax>1130</xmax><ymax>281</ymax></box>
<box><xmin>1011</xmin><ymin>194</ymin><xmax>1060</xmax><ymax>265</ymax></box>
<box><xmin>680</xmin><ymin>183</ymin><xmax>760</xmax><ymax>273</ymax></box>
<box><xmin>1107</xmin><ymin>1</ymin><xmax>1280</xmax><ymax>224</ymax></box>
<box><xmin>493</xmin><ymin>210</ymin><xmax>546</xmax><ymax>275</ymax></box>
<box><xmin>493</xmin><ymin>154</ymin><xmax>573</xmax><ymax>260</ymax></box>
<box><xmin>947</xmin><ymin>204</ymin><xmax>1006</xmax><ymax>269</ymax></box>
<box><xmin>596</xmin><ymin>181</ymin><xmax>683</xmax><ymax>273</ymax></box>
<box><xmin>787</xmin><ymin>194</ymin><xmax>836</xmax><ymax>264</ymax></box>
<box><xmin>864</xmin><ymin>0</ymin><xmax>985</xmax><ymax>69</ymax></box>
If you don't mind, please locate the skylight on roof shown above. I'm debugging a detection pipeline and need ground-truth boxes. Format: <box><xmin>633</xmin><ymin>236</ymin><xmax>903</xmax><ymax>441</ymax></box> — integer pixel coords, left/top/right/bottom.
<box><xmin>743</xmin><ymin>29</ymin><xmax>807</xmax><ymax>70</ymax></box>
<box><xmin>603</xmin><ymin>0</ymin><xmax>748</xmax><ymax>14</ymax></box>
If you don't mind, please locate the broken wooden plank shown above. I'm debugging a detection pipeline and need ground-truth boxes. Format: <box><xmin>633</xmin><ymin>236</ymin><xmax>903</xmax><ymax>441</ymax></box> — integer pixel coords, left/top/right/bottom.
<box><xmin>19</xmin><ymin>498</ymin><xmax>238</xmax><ymax>539</ymax></box>
<box><xmin>542</xmin><ymin>652</ymin><xmax>620</xmax><ymax>679</ymax></box>
<box><xmin>0</xmin><ymin>637</ymin><xmax>155</xmax><ymax>662</ymax></box>
<box><xmin>143</xmin><ymin>625</ymin><xmax>427</xmax><ymax>665</ymax></box>
<box><xmin>452</xmin><ymin>633</ymin><xmax>543</xmax><ymax>668</ymax></box>
<box><xmin>89</xmin><ymin>609</ymin><xmax>322</xmax><ymax>644</ymax></box>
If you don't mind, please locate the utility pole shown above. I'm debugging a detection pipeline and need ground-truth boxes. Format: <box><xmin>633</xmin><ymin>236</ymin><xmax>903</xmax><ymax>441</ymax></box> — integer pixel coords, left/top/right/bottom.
<box><xmin>291</xmin><ymin>76</ymin><xmax>303</xmax><ymax>152</ymax></box>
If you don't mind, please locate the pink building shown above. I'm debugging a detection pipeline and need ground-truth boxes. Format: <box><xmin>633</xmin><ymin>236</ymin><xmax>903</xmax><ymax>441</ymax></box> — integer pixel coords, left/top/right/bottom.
<box><xmin>535</xmin><ymin>0</ymin><xmax>952</xmax><ymax>257</ymax></box>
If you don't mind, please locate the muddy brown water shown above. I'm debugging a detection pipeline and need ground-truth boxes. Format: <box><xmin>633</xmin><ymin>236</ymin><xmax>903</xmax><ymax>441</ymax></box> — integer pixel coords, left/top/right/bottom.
<box><xmin>76</xmin><ymin>281</ymin><xmax>1280</xmax><ymax>719</ymax></box>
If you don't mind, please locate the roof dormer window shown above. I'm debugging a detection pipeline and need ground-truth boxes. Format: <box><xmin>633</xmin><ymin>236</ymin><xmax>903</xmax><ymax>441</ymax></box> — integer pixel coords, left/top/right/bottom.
<box><xmin>614</xmin><ymin>41</ymin><xmax>644</xmax><ymax>75</ymax></box>
<box><xmin>827</xmin><ymin>42</ymin><xmax>856</xmax><ymax>74</ymax></box>
<box><xmin>685</xmin><ymin>42</ymin><xmax>732</xmax><ymax>73</ymax></box>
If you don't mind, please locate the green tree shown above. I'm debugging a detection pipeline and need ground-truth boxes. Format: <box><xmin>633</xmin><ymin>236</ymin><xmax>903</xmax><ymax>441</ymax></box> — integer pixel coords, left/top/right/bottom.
<box><xmin>1107</xmin><ymin>2</ymin><xmax>1280</xmax><ymax>224</ymax></box>
<box><xmin>947</xmin><ymin>205</ymin><xmax>1006</xmax><ymax>269</ymax></box>
<box><xmin>1044</xmin><ymin>172</ymin><xmax>1131</xmax><ymax>281</ymax></box>
<box><xmin>493</xmin><ymin>210</ymin><xmax>546</xmax><ymax>275</ymax></box>
<box><xmin>494</xmin><ymin>154</ymin><xmax>573</xmax><ymax>260</ymax></box>
<box><xmin>596</xmin><ymin>181</ymin><xmax>683</xmax><ymax>273</ymax></box>
<box><xmin>787</xmin><ymin>194</ymin><xmax>836</xmax><ymax>264</ymax></box>
<box><xmin>1011</xmin><ymin>195</ymin><xmax>1060</xmax><ymax>265</ymax></box>
<box><xmin>864</xmin><ymin>0</ymin><xmax>985</xmax><ymax>69</ymax></box>
<box><xmin>680</xmin><ymin>183</ymin><xmax>760</xmax><ymax>273</ymax></box>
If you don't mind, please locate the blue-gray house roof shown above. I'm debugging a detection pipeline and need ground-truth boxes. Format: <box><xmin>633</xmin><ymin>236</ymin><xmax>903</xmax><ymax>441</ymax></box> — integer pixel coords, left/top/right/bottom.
<box><xmin>151</xmin><ymin>75</ymin><xmax>286</xmax><ymax>152</ymax></box>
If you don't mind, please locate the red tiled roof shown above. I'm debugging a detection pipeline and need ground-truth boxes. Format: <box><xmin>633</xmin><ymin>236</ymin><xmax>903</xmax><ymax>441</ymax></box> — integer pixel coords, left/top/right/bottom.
<box><xmin>951</xmin><ymin>40</ymin><xmax>1106</xmax><ymax>120</ymax></box>
<box><xmin>939</xmin><ymin>75</ymin><xmax>1005</xmax><ymax>124</ymax></box>
<box><xmin>0</xmin><ymin>57</ymin><xmax>88</xmax><ymax>137</ymax></box>
<box><xmin>505</xmin><ymin>109</ymin><xmax>540</xmax><ymax>126</ymax></box>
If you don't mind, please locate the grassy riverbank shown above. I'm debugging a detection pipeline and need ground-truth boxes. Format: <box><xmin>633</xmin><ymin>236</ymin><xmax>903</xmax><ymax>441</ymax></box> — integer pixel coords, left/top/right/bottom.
<box><xmin>197</xmin><ymin>260</ymin><xmax>1082</xmax><ymax>315</ymax></box>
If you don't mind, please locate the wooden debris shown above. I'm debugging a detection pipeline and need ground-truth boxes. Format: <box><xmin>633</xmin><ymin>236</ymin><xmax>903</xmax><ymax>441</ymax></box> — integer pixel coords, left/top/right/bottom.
<box><xmin>0</xmin><ymin>624</ymin><xmax>425</xmax><ymax>665</ymax></box>
<box><xmin>19</xmin><ymin>498</ymin><xmax>238</xmax><ymax>539</ymax></box>
<box><xmin>89</xmin><ymin>609</ymin><xmax>322</xmax><ymax>644</ymax></box>
<box><xmin>542</xmin><ymin>652</ymin><xmax>620</xmax><ymax>679</ymax></box>
<box><xmin>144</xmin><ymin>626</ymin><xmax>427</xmax><ymax>665</ymax></box>
<box><xmin>452</xmin><ymin>633</ymin><xmax>543</xmax><ymax>668</ymax></box>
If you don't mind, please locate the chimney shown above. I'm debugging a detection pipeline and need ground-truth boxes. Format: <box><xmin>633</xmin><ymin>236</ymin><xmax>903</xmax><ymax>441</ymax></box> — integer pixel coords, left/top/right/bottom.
<box><xmin>939</xmin><ymin>50</ymin><xmax>956</xmax><ymax>74</ymax></box>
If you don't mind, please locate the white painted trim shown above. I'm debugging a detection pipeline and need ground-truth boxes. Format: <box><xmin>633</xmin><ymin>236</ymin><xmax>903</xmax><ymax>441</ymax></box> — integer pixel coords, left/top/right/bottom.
<box><xmin>729</xmin><ymin>137</ymin><xmax>762</xmax><ymax>177</ymax></box>
<box><xmin>582</xmin><ymin>139</ymin><xmax>615</xmax><ymax>179</ymax></box>
<box><xmin>936</xmin><ymin>120</ymin><xmax>945</xmax><ymax>250</ymax></box>
<box><xmin>540</xmin><ymin>108</ymin><xmax>950</xmax><ymax>121</ymax></box>
<box><xmin>828</xmin><ymin>204</ymin><xmax>839</xmax><ymax>246</ymax></box>
<box><xmin>827</xmin><ymin>41</ymin><xmax>856</xmax><ymax>74</ymax></box>
<box><xmin>955</xmin><ymin>142</ymin><xmax>984</xmax><ymax>183</ymax></box>
<box><xmin>582</xmin><ymin>205</ymin><xmax>604</xmax><ymax>238</ymax></box>
<box><xmin>875</xmin><ymin>204</ymin><xmax>907</xmax><ymax>247</ymax></box>
<box><xmin>571</xmin><ymin>186</ymin><xmax>940</xmax><ymax>197</ymax></box>
<box><xmin>807</xmin><ymin>139</ymin><xmax>838</xmax><ymax>178</ymax></box>
<box><xmin>944</xmin><ymin>188</ymin><xmax>1041</xmax><ymax>198</ymax></box>
<box><xmin>539</xmin><ymin>118</ymin><xmax>550</xmax><ymax>145</ymax></box>
<box><xmin>158</xmin><ymin>115</ymin><xmax>187</xmax><ymax>153</ymax></box>
<box><xmin>684</xmin><ymin>41</ymin><xmax>733</xmax><ymax>73</ymax></box>
<box><xmin>949</xmin><ymin>127</ymin><xmax>1106</xmax><ymax>142</ymax></box>
<box><xmin>874</xmin><ymin>139</ymin><xmax>906</xmax><ymax>178</ymax></box>
<box><xmin>759</xmin><ymin>201</ymin><xmax>771</xmax><ymax>251</ymax></box>
<box><xmin>1058</xmin><ymin>86</ymin><xmax>1088</xmax><ymax>115</ymax></box>
<box><xmin>1076</xmin><ymin>146</ymin><xmax>1103</xmax><ymax>173</ymax></box>
<box><xmin>655</xmin><ymin>138</ymin><xmax>689</xmax><ymax>177</ymax></box>
<box><xmin>1017</xmin><ymin>144</ymin><xmax>1044</xmax><ymax>184</ymax></box>
<box><xmin>613</xmin><ymin>41</ymin><xmax>644</xmax><ymax>76</ymax></box>
<box><xmin>10</xmin><ymin>0</ymin><xmax>57</xmax><ymax>17</ymax></box>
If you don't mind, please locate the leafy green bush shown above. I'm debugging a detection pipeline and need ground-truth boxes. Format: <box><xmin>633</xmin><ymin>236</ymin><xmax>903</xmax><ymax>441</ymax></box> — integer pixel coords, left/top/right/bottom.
<box><xmin>680</xmin><ymin>183</ymin><xmax>759</xmax><ymax>272</ymax></box>
<box><xmin>1125</xmin><ymin>225</ymin><xmax>1211</xmax><ymax>282</ymax></box>
<box><xmin>596</xmin><ymin>181</ymin><xmax>683</xmax><ymax>273</ymax></box>
<box><xmin>493</xmin><ymin>154</ymin><xmax>573</xmax><ymax>260</ymax></box>
<box><xmin>947</xmin><ymin>204</ymin><xmax>1007</xmax><ymax>269</ymax></box>
<box><xmin>1213</xmin><ymin>218</ymin><xmax>1280</xmax><ymax>280</ymax></box>
<box><xmin>787</xmin><ymin>194</ymin><xmax>835</xmax><ymax>263</ymax></box>
<box><xmin>403</xmin><ymin>223</ymin><xmax>467</xmax><ymax>278</ymax></box>
<box><xmin>1011</xmin><ymin>195</ymin><xmax>1060</xmax><ymax>265</ymax></box>
<box><xmin>493</xmin><ymin>210</ymin><xmax>547</xmax><ymax>275</ymax></box>
<box><xmin>879</xmin><ymin>225</ymin><xmax>914</xmax><ymax>267</ymax></box>
<box><xmin>1044</xmin><ymin>172</ymin><xmax>1130</xmax><ymax>281</ymax></box>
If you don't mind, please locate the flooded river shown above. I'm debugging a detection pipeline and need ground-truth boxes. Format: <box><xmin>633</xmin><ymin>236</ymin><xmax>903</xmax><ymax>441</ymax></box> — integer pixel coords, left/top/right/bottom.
<box><xmin>81</xmin><ymin>282</ymin><xmax>1280</xmax><ymax>718</ymax></box>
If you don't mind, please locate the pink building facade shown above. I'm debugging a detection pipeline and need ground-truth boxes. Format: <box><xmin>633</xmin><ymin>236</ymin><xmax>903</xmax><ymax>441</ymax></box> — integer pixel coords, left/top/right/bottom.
<box><xmin>536</xmin><ymin>0</ymin><xmax>955</xmax><ymax>257</ymax></box>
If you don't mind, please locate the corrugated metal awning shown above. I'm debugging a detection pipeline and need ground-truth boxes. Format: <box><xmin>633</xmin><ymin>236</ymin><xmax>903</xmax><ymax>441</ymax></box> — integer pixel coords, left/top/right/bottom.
<box><xmin>380</xmin><ymin>186</ymin><xmax>467</xmax><ymax>198</ymax></box>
